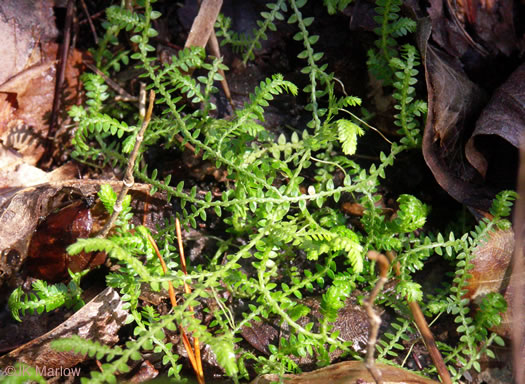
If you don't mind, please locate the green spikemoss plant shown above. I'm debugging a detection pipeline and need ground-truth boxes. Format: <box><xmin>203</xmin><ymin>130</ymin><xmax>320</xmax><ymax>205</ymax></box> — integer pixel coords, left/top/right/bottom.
<box><xmin>6</xmin><ymin>1</ymin><xmax>513</xmax><ymax>383</ymax></box>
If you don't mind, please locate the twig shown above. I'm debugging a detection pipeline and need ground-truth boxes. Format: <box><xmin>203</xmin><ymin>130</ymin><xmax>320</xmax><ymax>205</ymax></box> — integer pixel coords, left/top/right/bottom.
<box><xmin>511</xmin><ymin>139</ymin><xmax>525</xmax><ymax>384</ymax></box>
<box><xmin>98</xmin><ymin>90</ymin><xmax>155</xmax><ymax>238</ymax></box>
<box><xmin>364</xmin><ymin>250</ymin><xmax>389</xmax><ymax>384</ymax></box>
<box><xmin>176</xmin><ymin>135</ymin><xmax>197</xmax><ymax>153</ymax></box>
<box><xmin>175</xmin><ymin>218</ymin><xmax>204</xmax><ymax>384</ymax></box>
<box><xmin>40</xmin><ymin>0</ymin><xmax>75</xmax><ymax>168</ymax></box>
<box><xmin>386</xmin><ymin>251</ymin><xmax>452</xmax><ymax>384</ymax></box>
<box><xmin>79</xmin><ymin>0</ymin><xmax>98</xmax><ymax>45</ymax></box>
<box><xmin>79</xmin><ymin>9</ymin><xmax>105</xmax><ymax>25</ymax></box>
<box><xmin>84</xmin><ymin>62</ymin><xmax>138</xmax><ymax>102</ymax></box>
<box><xmin>49</xmin><ymin>0</ymin><xmax>75</xmax><ymax>140</ymax></box>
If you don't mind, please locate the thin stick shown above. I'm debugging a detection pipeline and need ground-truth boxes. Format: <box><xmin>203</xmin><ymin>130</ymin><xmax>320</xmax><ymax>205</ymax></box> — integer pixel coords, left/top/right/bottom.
<box><xmin>176</xmin><ymin>218</ymin><xmax>204</xmax><ymax>384</ymax></box>
<box><xmin>364</xmin><ymin>251</ymin><xmax>389</xmax><ymax>384</ymax></box>
<box><xmin>511</xmin><ymin>139</ymin><xmax>525</xmax><ymax>384</ymax></box>
<box><xmin>41</xmin><ymin>0</ymin><xmax>75</xmax><ymax>168</ymax></box>
<box><xmin>146</xmin><ymin>233</ymin><xmax>200</xmax><ymax>375</ymax></box>
<box><xmin>78</xmin><ymin>9</ymin><xmax>105</xmax><ymax>25</ymax></box>
<box><xmin>84</xmin><ymin>62</ymin><xmax>138</xmax><ymax>102</ymax></box>
<box><xmin>175</xmin><ymin>134</ymin><xmax>197</xmax><ymax>153</ymax></box>
<box><xmin>98</xmin><ymin>90</ymin><xmax>155</xmax><ymax>238</ymax></box>
<box><xmin>49</xmin><ymin>0</ymin><xmax>75</xmax><ymax>140</ymax></box>
<box><xmin>79</xmin><ymin>0</ymin><xmax>98</xmax><ymax>45</ymax></box>
<box><xmin>386</xmin><ymin>251</ymin><xmax>452</xmax><ymax>384</ymax></box>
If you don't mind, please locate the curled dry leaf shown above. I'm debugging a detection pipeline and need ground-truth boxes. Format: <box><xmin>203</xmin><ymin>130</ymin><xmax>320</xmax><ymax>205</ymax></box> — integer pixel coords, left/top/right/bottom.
<box><xmin>0</xmin><ymin>287</ymin><xmax>127</xmax><ymax>375</ymax></box>
<box><xmin>427</xmin><ymin>0</ymin><xmax>518</xmax><ymax>59</ymax></box>
<box><xmin>465</xmin><ymin>229</ymin><xmax>514</xmax><ymax>301</ymax></box>
<box><xmin>464</xmin><ymin>0</ymin><xmax>517</xmax><ymax>57</ymax></box>
<box><xmin>427</xmin><ymin>0</ymin><xmax>478</xmax><ymax>58</ymax></box>
<box><xmin>466</xmin><ymin>62</ymin><xmax>525</xmax><ymax>187</ymax></box>
<box><xmin>418</xmin><ymin>19</ymin><xmax>496</xmax><ymax>210</ymax></box>
<box><xmin>251</xmin><ymin>360</ymin><xmax>439</xmax><ymax>384</ymax></box>
<box><xmin>419</xmin><ymin>7</ymin><xmax>524</xmax><ymax>212</ymax></box>
<box><xmin>465</xmin><ymin>228</ymin><xmax>518</xmax><ymax>338</ymax></box>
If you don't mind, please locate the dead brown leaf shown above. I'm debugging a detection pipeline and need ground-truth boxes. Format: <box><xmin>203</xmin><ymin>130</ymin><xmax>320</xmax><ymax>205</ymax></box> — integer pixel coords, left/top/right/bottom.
<box><xmin>465</xmin><ymin>228</ymin><xmax>525</xmax><ymax>345</ymax></box>
<box><xmin>427</xmin><ymin>0</ymin><xmax>476</xmax><ymax>58</ymax></box>
<box><xmin>466</xmin><ymin>229</ymin><xmax>514</xmax><ymax>302</ymax></box>
<box><xmin>465</xmin><ymin>229</ymin><xmax>514</xmax><ymax>337</ymax></box>
<box><xmin>0</xmin><ymin>143</ymin><xmax>76</xmax><ymax>190</ymax></box>
<box><xmin>27</xmin><ymin>200</ymin><xmax>107</xmax><ymax>282</ymax></box>
<box><xmin>251</xmin><ymin>360</ymin><xmax>439</xmax><ymax>384</ymax></box>
<box><xmin>0</xmin><ymin>43</ymin><xmax>86</xmax><ymax>165</ymax></box>
<box><xmin>466</xmin><ymin>62</ymin><xmax>525</xmax><ymax>186</ymax></box>
<box><xmin>427</xmin><ymin>0</ymin><xmax>518</xmax><ymax>59</ymax></box>
<box><xmin>418</xmin><ymin>19</ymin><xmax>496</xmax><ymax>210</ymax></box>
<box><xmin>0</xmin><ymin>0</ymin><xmax>57</xmax><ymax>85</ymax></box>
